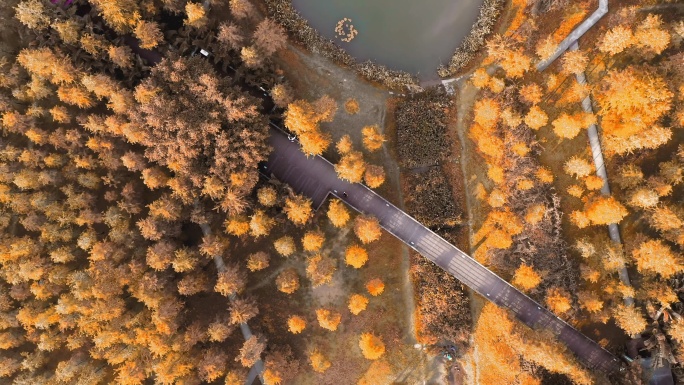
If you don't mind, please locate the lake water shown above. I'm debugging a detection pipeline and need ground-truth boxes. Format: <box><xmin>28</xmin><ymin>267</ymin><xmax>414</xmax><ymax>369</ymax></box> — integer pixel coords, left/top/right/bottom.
<box><xmin>291</xmin><ymin>0</ymin><xmax>483</xmax><ymax>80</ymax></box>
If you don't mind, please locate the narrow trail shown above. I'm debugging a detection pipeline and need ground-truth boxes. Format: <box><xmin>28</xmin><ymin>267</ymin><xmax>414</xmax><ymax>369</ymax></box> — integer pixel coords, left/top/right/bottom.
<box><xmin>198</xmin><ymin>221</ymin><xmax>265</xmax><ymax>385</ymax></box>
<box><xmin>569</xmin><ymin>41</ymin><xmax>634</xmax><ymax>306</ymax></box>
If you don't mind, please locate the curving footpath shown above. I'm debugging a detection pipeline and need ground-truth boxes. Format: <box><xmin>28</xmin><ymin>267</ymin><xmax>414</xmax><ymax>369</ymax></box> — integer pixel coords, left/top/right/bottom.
<box><xmin>262</xmin><ymin>125</ymin><xmax>623</xmax><ymax>376</ymax></box>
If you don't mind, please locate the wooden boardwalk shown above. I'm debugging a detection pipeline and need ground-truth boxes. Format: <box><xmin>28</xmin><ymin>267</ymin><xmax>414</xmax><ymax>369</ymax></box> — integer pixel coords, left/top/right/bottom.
<box><xmin>262</xmin><ymin>125</ymin><xmax>624</xmax><ymax>376</ymax></box>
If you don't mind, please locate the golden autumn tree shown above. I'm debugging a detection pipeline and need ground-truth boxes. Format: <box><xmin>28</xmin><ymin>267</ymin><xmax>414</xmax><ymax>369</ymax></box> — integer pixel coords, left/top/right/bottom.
<box><xmin>596</xmin><ymin>68</ymin><xmax>673</xmax><ymax>154</ymax></box>
<box><xmin>354</xmin><ymin>216</ymin><xmax>382</xmax><ymax>244</ymax></box>
<box><xmin>628</xmin><ymin>188</ymin><xmax>659</xmax><ymax>209</ymax></box>
<box><xmin>345</xmin><ymin>244</ymin><xmax>368</xmax><ymax>268</ymax></box>
<box><xmin>237</xmin><ymin>335</ymin><xmax>266</xmax><ymax>368</ymax></box>
<box><xmin>359</xmin><ymin>333</ymin><xmax>385</xmax><ymax>360</ymax></box>
<box><xmin>306</xmin><ymin>254</ymin><xmax>336</xmax><ymax>287</ymax></box>
<box><xmin>348</xmin><ymin>294</ymin><xmax>369</xmax><ymax>315</ymax></box>
<box><xmin>309</xmin><ymin>349</ymin><xmax>331</xmax><ymax>373</ymax></box>
<box><xmin>287</xmin><ymin>315</ymin><xmax>306</xmax><ymax>334</ymax></box>
<box><xmin>276</xmin><ymin>268</ymin><xmax>300</xmax><ymax>294</ymax></box>
<box><xmin>257</xmin><ymin>185</ymin><xmax>278</xmax><ymax>207</ymax></box>
<box><xmin>302</xmin><ymin>231</ymin><xmax>325</xmax><ymax>252</ymax></box>
<box><xmin>215</xmin><ymin>265</ymin><xmax>247</xmax><ymax>296</ymax></box>
<box><xmin>229</xmin><ymin>298</ymin><xmax>259</xmax><ymax>325</ymax></box>
<box><xmin>584</xmin><ymin>196</ymin><xmax>628</xmax><ymax>225</ymax></box>
<box><xmin>345</xmin><ymin>98</ymin><xmax>360</xmax><ymax>114</ymax></box>
<box><xmin>577</xmin><ymin>291</ymin><xmax>604</xmax><ymax>313</ymax></box>
<box><xmin>511</xmin><ymin>264</ymin><xmax>542</xmax><ymax>291</ymax></box>
<box><xmin>364</xmin><ymin>165</ymin><xmax>386</xmax><ymax>188</ymax></box>
<box><xmin>560</xmin><ymin>50</ymin><xmax>588</xmax><ymax>75</ymax></box>
<box><xmin>185</xmin><ymin>2</ymin><xmax>207</xmax><ymax>28</ymax></box>
<box><xmin>524</xmin><ymin>105</ymin><xmax>548</xmax><ymax>130</ymax></box>
<box><xmin>361</xmin><ymin>125</ymin><xmax>385</xmax><ymax>152</ymax></box>
<box><xmin>535</xmin><ymin>37</ymin><xmax>557</xmax><ymax>60</ymax></box>
<box><xmin>315</xmin><ymin>309</ymin><xmax>341</xmax><ymax>331</ymax></box>
<box><xmin>552</xmin><ymin>112</ymin><xmax>588</xmax><ymax>140</ymax></box>
<box><xmin>89</xmin><ymin>0</ymin><xmax>140</xmax><ymax>33</ymax></box>
<box><xmin>253</xmin><ymin>18</ymin><xmax>288</xmax><ymax>56</ymax></box>
<box><xmin>335</xmin><ymin>151</ymin><xmax>366</xmax><ymax>183</ymax></box>
<box><xmin>597</xmin><ymin>25</ymin><xmax>634</xmax><ymax>55</ymax></box>
<box><xmin>564</xmin><ymin>156</ymin><xmax>593</xmax><ymax>178</ymax></box>
<box><xmin>519</xmin><ymin>83</ymin><xmax>543</xmax><ymax>105</ymax></box>
<box><xmin>632</xmin><ymin>239</ymin><xmax>683</xmax><ymax>278</ymax></box>
<box><xmin>545</xmin><ymin>288</ymin><xmax>573</xmax><ymax>315</ymax></box>
<box><xmin>471</xmin><ymin>68</ymin><xmax>490</xmax><ymax>89</ymax></box>
<box><xmin>327</xmin><ymin>199</ymin><xmax>350</xmax><ymax>227</ymax></box>
<box><xmin>634</xmin><ymin>14</ymin><xmax>670</xmax><ymax>55</ymax></box>
<box><xmin>249</xmin><ymin>210</ymin><xmax>275</xmax><ymax>238</ymax></box>
<box><xmin>366</xmin><ymin>278</ymin><xmax>385</xmax><ymax>296</ymax></box>
<box><xmin>284</xmin><ymin>96</ymin><xmax>336</xmax><ymax>156</ymax></box>
<box><xmin>134</xmin><ymin>20</ymin><xmax>164</xmax><ymax>49</ymax></box>
<box><xmin>613</xmin><ymin>304</ymin><xmax>647</xmax><ymax>337</ymax></box>
<box><xmin>336</xmin><ymin>134</ymin><xmax>353</xmax><ymax>155</ymax></box>
<box><xmin>270</xmin><ymin>83</ymin><xmax>293</xmax><ymax>108</ymax></box>
<box><xmin>473</xmin><ymin>98</ymin><xmax>500</xmax><ymax>129</ymax></box>
<box><xmin>14</xmin><ymin>0</ymin><xmax>51</xmax><ymax>31</ymax></box>
<box><xmin>284</xmin><ymin>194</ymin><xmax>312</xmax><ymax>226</ymax></box>
<box><xmin>274</xmin><ymin>236</ymin><xmax>296</xmax><ymax>257</ymax></box>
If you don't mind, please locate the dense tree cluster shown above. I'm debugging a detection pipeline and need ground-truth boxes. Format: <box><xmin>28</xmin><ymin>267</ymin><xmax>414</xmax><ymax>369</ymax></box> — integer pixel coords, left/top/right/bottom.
<box><xmin>0</xmin><ymin>0</ymin><xmax>305</xmax><ymax>383</ymax></box>
<box><xmin>465</xmin><ymin>3</ymin><xmax>684</xmax><ymax>380</ymax></box>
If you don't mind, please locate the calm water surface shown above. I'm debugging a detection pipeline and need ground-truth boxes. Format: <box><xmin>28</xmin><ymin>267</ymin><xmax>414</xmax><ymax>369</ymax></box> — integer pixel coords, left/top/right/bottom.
<box><xmin>291</xmin><ymin>0</ymin><xmax>483</xmax><ymax>80</ymax></box>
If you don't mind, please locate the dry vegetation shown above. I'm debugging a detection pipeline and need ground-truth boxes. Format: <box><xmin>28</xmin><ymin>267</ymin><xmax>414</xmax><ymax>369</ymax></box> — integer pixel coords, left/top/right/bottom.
<box><xmin>395</xmin><ymin>90</ymin><xmax>451</xmax><ymax>169</ymax></box>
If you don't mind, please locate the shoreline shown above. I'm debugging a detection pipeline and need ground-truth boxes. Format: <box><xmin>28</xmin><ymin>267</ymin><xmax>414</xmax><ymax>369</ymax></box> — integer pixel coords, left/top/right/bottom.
<box><xmin>263</xmin><ymin>0</ymin><xmax>504</xmax><ymax>86</ymax></box>
<box><xmin>263</xmin><ymin>0</ymin><xmax>421</xmax><ymax>91</ymax></box>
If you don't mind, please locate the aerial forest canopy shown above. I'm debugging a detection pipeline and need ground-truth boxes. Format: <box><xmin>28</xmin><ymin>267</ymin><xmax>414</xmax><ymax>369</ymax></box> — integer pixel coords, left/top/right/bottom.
<box><xmin>0</xmin><ymin>0</ymin><xmax>294</xmax><ymax>383</ymax></box>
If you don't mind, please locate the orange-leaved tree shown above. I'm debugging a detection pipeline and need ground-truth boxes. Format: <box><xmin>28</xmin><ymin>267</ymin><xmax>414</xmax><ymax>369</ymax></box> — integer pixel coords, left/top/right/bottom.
<box><xmin>274</xmin><ymin>236</ymin><xmax>296</xmax><ymax>257</ymax></box>
<box><xmin>345</xmin><ymin>244</ymin><xmax>368</xmax><ymax>268</ymax></box>
<box><xmin>631</xmin><ymin>239</ymin><xmax>683</xmax><ymax>278</ymax></box>
<box><xmin>545</xmin><ymin>287</ymin><xmax>572</xmax><ymax>315</ymax></box>
<box><xmin>354</xmin><ymin>216</ymin><xmax>382</xmax><ymax>244</ymax></box>
<box><xmin>309</xmin><ymin>349</ymin><xmax>331</xmax><ymax>373</ymax></box>
<box><xmin>335</xmin><ymin>151</ymin><xmax>366</xmax><ymax>183</ymax></box>
<box><xmin>306</xmin><ymin>254</ymin><xmax>336</xmax><ymax>287</ymax></box>
<box><xmin>612</xmin><ymin>304</ymin><xmax>647</xmax><ymax>337</ymax></box>
<box><xmin>327</xmin><ymin>199</ymin><xmax>350</xmax><ymax>227</ymax></box>
<box><xmin>315</xmin><ymin>309</ymin><xmax>341</xmax><ymax>331</ymax></box>
<box><xmin>284</xmin><ymin>194</ymin><xmax>312</xmax><ymax>226</ymax></box>
<box><xmin>284</xmin><ymin>96</ymin><xmax>336</xmax><ymax>156</ymax></box>
<box><xmin>359</xmin><ymin>333</ymin><xmax>385</xmax><ymax>360</ymax></box>
<box><xmin>361</xmin><ymin>125</ymin><xmax>385</xmax><ymax>152</ymax></box>
<box><xmin>276</xmin><ymin>268</ymin><xmax>300</xmax><ymax>294</ymax></box>
<box><xmin>366</xmin><ymin>278</ymin><xmax>385</xmax><ymax>296</ymax></box>
<box><xmin>302</xmin><ymin>231</ymin><xmax>325</xmax><ymax>252</ymax></box>
<box><xmin>287</xmin><ymin>315</ymin><xmax>306</xmax><ymax>334</ymax></box>
<box><xmin>364</xmin><ymin>164</ymin><xmax>386</xmax><ymax>188</ymax></box>
<box><xmin>348</xmin><ymin>294</ymin><xmax>369</xmax><ymax>315</ymax></box>
<box><xmin>511</xmin><ymin>264</ymin><xmax>542</xmax><ymax>291</ymax></box>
